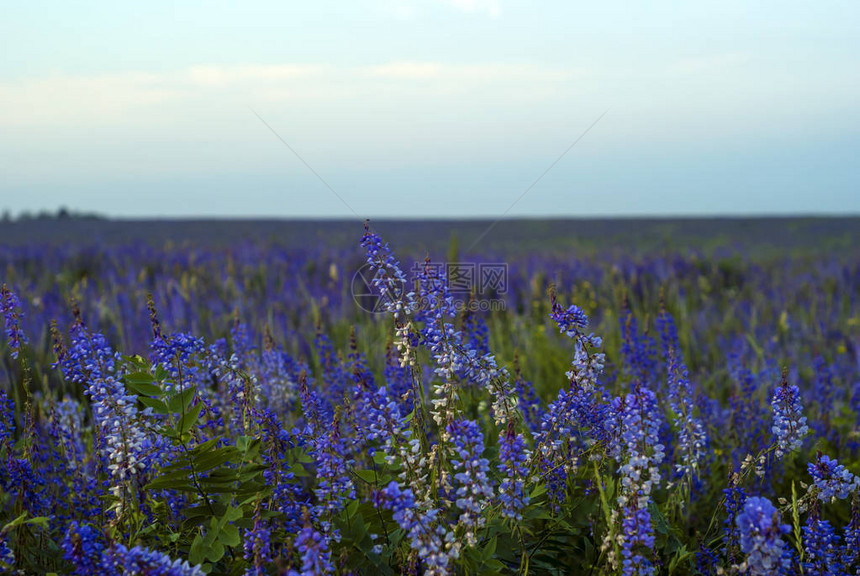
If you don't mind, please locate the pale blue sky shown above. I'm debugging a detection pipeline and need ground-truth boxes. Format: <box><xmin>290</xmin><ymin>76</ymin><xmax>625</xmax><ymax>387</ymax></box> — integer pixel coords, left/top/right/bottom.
<box><xmin>1</xmin><ymin>1</ymin><xmax>858</xmax><ymax>217</ymax></box>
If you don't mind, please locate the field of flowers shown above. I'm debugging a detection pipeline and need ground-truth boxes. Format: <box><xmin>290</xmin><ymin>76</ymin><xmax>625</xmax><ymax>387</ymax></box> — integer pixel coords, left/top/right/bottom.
<box><xmin>0</xmin><ymin>220</ymin><xmax>858</xmax><ymax>575</ymax></box>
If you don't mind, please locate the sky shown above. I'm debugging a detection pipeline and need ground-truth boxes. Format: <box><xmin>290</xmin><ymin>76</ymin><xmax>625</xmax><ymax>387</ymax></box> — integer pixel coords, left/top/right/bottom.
<box><xmin>0</xmin><ymin>1</ymin><xmax>858</xmax><ymax>218</ymax></box>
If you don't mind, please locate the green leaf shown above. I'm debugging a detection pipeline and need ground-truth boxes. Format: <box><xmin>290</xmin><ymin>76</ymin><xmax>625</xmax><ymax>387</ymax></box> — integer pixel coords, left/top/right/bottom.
<box><xmin>207</xmin><ymin>541</ymin><xmax>225</xmax><ymax>562</ymax></box>
<box><xmin>138</xmin><ymin>396</ymin><xmax>169</xmax><ymax>414</ymax></box>
<box><xmin>25</xmin><ymin>516</ymin><xmax>50</xmax><ymax>529</ymax></box>
<box><xmin>177</xmin><ymin>403</ymin><xmax>204</xmax><ymax>435</ymax></box>
<box><xmin>189</xmin><ymin>533</ymin><xmax>206</xmax><ymax>565</ymax></box>
<box><xmin>353</xmin><ymin>469</ymin><xmax>378</xmax><ymax>484</ymax></box>
<box><xmin>529</xmin><ymin>483</ymin><xmax>548</xmax><ymax>500</ymax></box>
<box><xmin>126</xmin><ymin>380</ymin><xmax>162</xmax><ymax>397</ymax></box>
<box><xmin>482</xmin><ymin>536</ymin><xmax>498</xmax><ymax>561</ymax></box>
<box><xmin>194</xmin><ymin>446</ymin><xmax>239</xmax><ymax>473</ymax></box>
<box><xmin>219</xmin><ymin>524</ymin><xmax>240</xmax><ymax>547</ymax></box>
<box><xmin>168</xmin><ymin>387</ymin><xmax>197</xmax><ymax>413</ymax></box>
<box><xmin>2</xmin><ymin>512</ymin><xmax>31</xmax><ymax>531</ymax></box>
<box><xmin>145</xmin><ymin>469</ymin><xmax>195</xmax><ymax>492</ymax></box>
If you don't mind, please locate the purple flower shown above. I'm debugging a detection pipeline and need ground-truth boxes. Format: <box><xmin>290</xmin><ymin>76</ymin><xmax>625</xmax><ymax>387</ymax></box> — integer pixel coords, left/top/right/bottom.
<box><xmin>771</xmin><ymin>370</ymin><xmax>808</xmax><ymax>459</ymax></box>
<box><xmin>722</xmin><ymin>474</ymin><xmax>747</xmax><ymax>563</ymax></box>
<box><xmin>498</xmin><ymin>424</ymin><xmax>530</xmax><ymax>520</ymax></box>
<box><xmin>447</xmin><ymin>419</ymin><xmax>494</xmax><ymax>543</ymax></box>
<box><xmin>842</xmin><ymin>502</ymin><xmax>860</xmax><ymax>570</ymax></box>
<box><xmin>617</xmin><ymin>386</ymin><xmax>665</xmax><ymax>508</ymax></box>
<box><xmin>360</xmin><ymin>224</ymin><xmax>416</xmax><ymax>320</ymax></box>
<box><xmin>57</xmin><ymin>321</ymin><xmax>157</xmax><ymax>518</ymax></box>
<box><xmin>291</xmin><ymin>515</ymin><xmax>335</xmax><ymax>576</ymax></box>
<box><xmin>0</xmin><ymin>531</ymin><xmax>15</xmax><ymax>571</ymax></box>
<box><xmin>802</xmin><ymin>512</ymin><xmax>841</xmax><ymax>576</ymax></box>
<box><xmin>735</xmin><ymin>496</ymin><xmax>791</xmax><ymax>575</ymax></box>
<box><xmin>102</xmin><ymin>543</ymin><xmax>205</xmax><ymax>576</ymax></box>
<box><xmin>659</xmin><ymin>310</ymin><xmax>707</xmax><ymax>479</ymax></box>
<box><xmin>0</xmin><ymin>388</ymin><xmax>14</xmax><ymax>448</ymax></box>
<box><xmin>549</xmin><ymin>291</ymin><xmax>604</xmax><ymax>391</ymax></box>
<box><xmin>809</xmin><ymin>453</ymin><xmax>860</xmax><ymax>502</ymax></box>
<box><xmin>377</xmin><ymin>481</ymin><xmax>453</xmax><ymax>576</ymax></box>
<box><xmin>620</xmin><ymin>504</ymin><xmax>656</xmax><ymax>576</ymax></box>
<box><xmin>1</xmin><ymin>284</ymin><xmax>28</xmax><ymax>359</ymax></box>
<box><xmin>243</xmin><ymin>510</ymin><xmax>272</xmax><ymax>576</ymax></box>
<box><xmin>62</xmin><ymin>522</ymin><xmax>106</xmax><ymax>576</ymax></box>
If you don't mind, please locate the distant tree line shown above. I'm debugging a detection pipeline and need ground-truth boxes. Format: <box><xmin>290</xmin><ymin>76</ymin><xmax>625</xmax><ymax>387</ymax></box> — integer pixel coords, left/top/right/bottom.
<box><xmin>1</xmin><ymin>207</ymin><xmax>106</xmax><ymax>222</ymax></box>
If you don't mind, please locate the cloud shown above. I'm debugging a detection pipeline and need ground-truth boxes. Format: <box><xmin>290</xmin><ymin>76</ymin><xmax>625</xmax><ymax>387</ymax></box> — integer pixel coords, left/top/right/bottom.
<box><xmin>0</xmin><ymin>61</ymin><xmax>578</xmax><ymax>129</ymax></box>
<box><xmin>186</xmin><ymin>64</ymin><xmax>323</xmax><ymax>86</ymax></box>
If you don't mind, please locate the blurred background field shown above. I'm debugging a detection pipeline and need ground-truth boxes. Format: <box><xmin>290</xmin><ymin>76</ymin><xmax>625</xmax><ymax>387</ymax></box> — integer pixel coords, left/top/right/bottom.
<box><xmin>3</xmin><ymin>216</ymin><xmax>858</xmax><ymax>409</ymax></box>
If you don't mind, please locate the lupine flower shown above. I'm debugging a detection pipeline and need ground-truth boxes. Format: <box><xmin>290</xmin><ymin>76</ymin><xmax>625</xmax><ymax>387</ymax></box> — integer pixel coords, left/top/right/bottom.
<box><xmin>498</xmin><ymin>423</ymin><xmax>530</xmax><ymax>520</ymax></box>
<box><xmin>809</xmin><ymin>453</ymin><xmax>860</xmax><ymax>502</ymax></box>
<box><xmin>447</xmin><ymin>419</ymin><xmax>494</xmax><ymax>545</ymax></box>
<box><xmin>803</xmin><ymin>511</ymin><xmax>841</xmax><ymax>576</ymax></box>
<box><xmin>811</xmin><ymin>355</ymin><xmax>836</xmax><ymax>439</ymax></box>
<box><xmin>659</xmin><ymin>310</ymin><xmax>707</xmax><ymax>479</ymax></box>
<box><xmin>0</xmin><ymin>532</ymin><xmax>15</xmax><ymax>572</ymax></box>
<box><xmin>619</xmin><ymin>308</ymin><xmax>657</xmax><ymax>389</ymax></box>
<box><xmin>534</xmin><ymin>292</ymin><xmax>609</xmax><ymax>506</ymax></box>
<box><xmin>0</xmin><ymin>387</ymin><xmax>14</xmax><ymax>447</ymax></box>
<box><xmin>549</xmin><ymin>292</ymin><xmax>605</xmax><ymax>391</ymax></box>
<box><xmin>256</xmin><ymin>409</ymin><xmax>306</xmax><ymax>533</ymax></box>
<box><xmin>612</xmin><ymin>384</ymin><xmax>664</xmax><ymax>576</ymax></box>
<box><xmin>735</xmin><ymin>496</ymin><xmax>791</xmax><ymax>575</ymax></box>
<box><xmin>842</xmin><ymin>500</ymin><xmax>860</xmax><ymax>571</ymax></box>
<box><xmin>102</xmin><ymin>543</ymin><xmax>205</xmax><ymax>576</ymax></box>
<box><xmin>620</xmin><ymin>504</ymin><xmax>656</xmax><ymax>576</ymax></box>
<box><xmin>695</xmin><ymin>541</ymin><xmax>719</xmax><ymax>576</ymax></box>
<box><xmin>534</xmin><ymin>385</ymin><xmax>604</xmax><ymax>505</ymax></box>
<box><xmin>360</xmin><ymin>223</ymin><xmax>416</xmax><ymax>320</ymax></box>
<box><xmin>59</xmin><ymin>322</ymin><xmax>152</xmax><ymax>517</ymax></box>
<box><xmin>722</xmin><ymin>473</ymin><xmax>747</xmax><ymax>563</ymax></box>
<box><xmin>300</xmin><ymin>375</ymin><xmax>354</xmax><ymax>534</ymax></box>
<box><xmin>243</xmin><ymin>509</ymin><xmax>272</xmax><ymax>576</ymax></box>
<box><xmin>617</xmin><ymin>385</ymin><xmax>665</xmax><ymax>509</ymax></box>
<box><xmin>512</xmin><ymin>362</ymin><xmax>543</xmax><ymax>435</ymax></box>
<box><xmin>290</xmin><ymin>513</ymin><xmax>335</xmax><ymax>576</ymax></box>
<box><xmin>3</xmin><ymin>451</ymin><xmax>48</xmax><ymax>518</ymax></box>
<box><xmin>1</xmin><ymin>284</ymin><xmax>27</xmax><ymax>359</ymax></box>
<box><xmin>314</xmin><ymin>331</ymin><xmax>349</xmax><ymax>405</ymax></box>
<box><xmin>150</xmin><ymin>330</ymin><xmax>207</xmax><ymax>393</ymax></box>
<box><xmin>771</xmin><ymin>369</ymin><xmax>808</xmax><ymax>459</ymax></box>
<box><xmin>416</xmin><ymin>260</ymin><xmax>516</xmax><ymax>427</ymax></box>
<box><xmin>377</xmin><ymin>481</ymin><xmax>454</xmax><ymax>576</ymax></box>
<box><xmin>461</xmin><ymin>307</ymin><xmax>490</xmax><ymax>357</ymax></box>
<box><xmin>62</xmin><ymin>522</ymin><xmax>106</xmax><ymax>576</ymax></box>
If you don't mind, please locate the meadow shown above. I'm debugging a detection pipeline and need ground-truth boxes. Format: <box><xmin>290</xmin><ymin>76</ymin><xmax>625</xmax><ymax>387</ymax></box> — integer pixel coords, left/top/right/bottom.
<box><xmin>0</xmin><ymin>217</ymin><xmax>858</xmax><ymax>575</ymax></box>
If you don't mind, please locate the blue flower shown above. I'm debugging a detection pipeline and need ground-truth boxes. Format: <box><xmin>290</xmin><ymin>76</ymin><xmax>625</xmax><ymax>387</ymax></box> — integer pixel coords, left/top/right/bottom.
<box><xmin>771</xmin><ymin>370</ymin><xmax>808</xmax><ymax>459</ymax></box>
<box><xmin>1</xmin><ymin>284</ymin><xmax>28</xmax><ymax>359</ymax></box>
<box><xmin>620</xmin><ymin>504</ymin><xmax>656</xmax><ymax>576</ymax></box>
<box><xmin>659</xmin><ymin>310</ymin><xmax>707</xmax><ymax>479</ymax></box>
<box><xmin>809</xmin><ymin>453</ymin><xmax>860</xmax><ymax>502</ymax></box>
<box><xmin>803</xmin><ymin>512</ymin><xmax>841</xmax><ymax>576</ymax></box>
<box><xmin>735</xmin><ymin>496</ymin><xmax>791</xmax><ymax>575</ymax></box>
<box><xmin>0</xmin><ymin>388</ymin><xmax>14</xmax><ymax>448</ymax></box>
<box><xmin>377</xmin><ymin>481</ymin><xmax>454</xmax><ymax>576</ymax></box>
<box><xmin>0</xmin><ymin>531</ymin><xmax>15</xmax><ymax>571</ymax></box>
<box><xmin>103</xmin><ymin>543</ymin><xmax>205</xmax><ymax>576</ymax></box>
<box><xmin>62</xmin><ymin>522</ymin><xmax>105</xmax><ymax>576</ymax></box>
<box><xmin>447</xmin><ymin>419</ymin><xmax>494</xmax><ymax>543</ymax></box>
<box><xmin>291</xmin><ymin>513</ymin><xmax>335</xmax><ymax>576</ymax></box>
<box><xmin>243</xmin><ymin>509</ymin><xmax>272</xmax><ymax>576</ymax></box>
<box><xmin>498</xmin><ymin>424</ymin><xmax>530</xmax><ymax>520</ymax></box>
